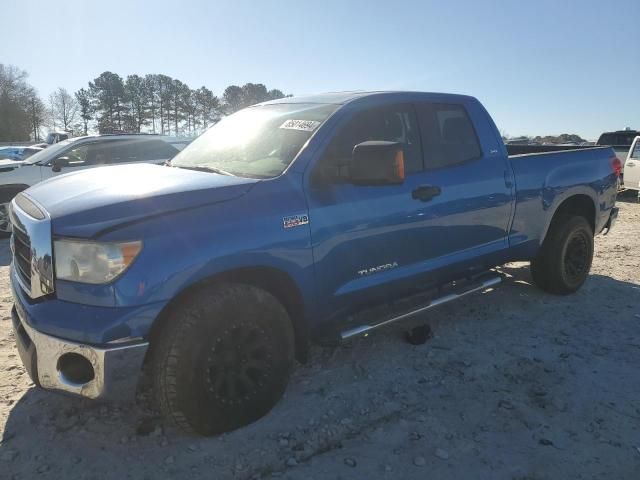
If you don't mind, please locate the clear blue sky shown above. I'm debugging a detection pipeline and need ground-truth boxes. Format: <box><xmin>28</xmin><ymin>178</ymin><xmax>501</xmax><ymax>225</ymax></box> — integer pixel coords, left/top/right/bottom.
<box><xmin>3</xmin><ymin>0</ymin><xmax>639</xmax><ymax>139</ymax></box>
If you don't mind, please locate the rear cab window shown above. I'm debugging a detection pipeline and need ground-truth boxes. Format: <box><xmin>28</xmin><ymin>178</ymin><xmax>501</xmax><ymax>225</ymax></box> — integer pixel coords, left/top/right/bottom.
<box><xmin>415</xmin><ymin>102</ymin><xmax>482</xmax><ymax>169</ymax></box>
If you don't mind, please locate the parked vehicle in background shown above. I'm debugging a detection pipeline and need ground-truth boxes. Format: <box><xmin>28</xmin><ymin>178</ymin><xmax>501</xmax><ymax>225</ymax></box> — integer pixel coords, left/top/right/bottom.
<box><xmin>597</xmin><ymin>129</ymin><xmax>639</xmax><ymax>184</ymax></box>
<box><xmin>0</xmin><ymin>134</ymin><xmax>188</xmax><ymax>234</ymax></box>
<box><xmin>0</xmin><ymin>146</ymin><xmax>44</xmax><ymax>161</ymax></box>
<box><xmin>45</xmin><ymin>131</ymin><xmax>72</xmax><ymax>145</ymax></box>
<box><xmin>8</xmin><ymin>91</ymin><xmax>619</xmax><ymax>436</ymax></box>
<box><xmin>623</xmin><ymin>136</ymin><xmax>640</xmax><ymax>192</ymax></box>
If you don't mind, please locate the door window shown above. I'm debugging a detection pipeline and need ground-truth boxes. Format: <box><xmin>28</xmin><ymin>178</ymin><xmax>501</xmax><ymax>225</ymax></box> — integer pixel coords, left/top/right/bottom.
<box><xmin>416</xmin><ymin>103</ymin><xmax>482</xmax><ymax>169</ymax></box>
<box><xmin>320</xmin><ymin>103</ymin><xmax>423</xmax><ymax>174</ymax></box>
<box><xmin>56</xmin><ymin>144</ymin><xmax>91</xmax><ymax>167</ymax></box>
<box><xmin>136</xmin><ymin>139</ymin><xmax>180</xmax><ymax>161</ymax></box>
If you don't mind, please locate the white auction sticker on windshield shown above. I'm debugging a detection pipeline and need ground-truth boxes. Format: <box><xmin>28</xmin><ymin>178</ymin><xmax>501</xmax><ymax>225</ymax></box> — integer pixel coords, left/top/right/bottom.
<box><xmin>279</xmin><ymin>119</ymin><xmax>321</xmax><ymax>132</ymax></box>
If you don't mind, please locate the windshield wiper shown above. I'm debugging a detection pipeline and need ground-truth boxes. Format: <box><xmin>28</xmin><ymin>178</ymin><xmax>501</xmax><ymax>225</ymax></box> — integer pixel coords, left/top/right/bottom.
<box><xmin>171</xmin><ymin>164</ymin><xmax>232</xmax><ymax>176</ymax></box>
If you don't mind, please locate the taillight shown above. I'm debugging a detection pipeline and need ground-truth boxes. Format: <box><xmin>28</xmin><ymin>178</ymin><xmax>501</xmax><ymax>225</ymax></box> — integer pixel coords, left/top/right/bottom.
<box><xmin>611</xmin><ymin>156</ymin><xmax>622</xmax><ymax>177</ymax></box>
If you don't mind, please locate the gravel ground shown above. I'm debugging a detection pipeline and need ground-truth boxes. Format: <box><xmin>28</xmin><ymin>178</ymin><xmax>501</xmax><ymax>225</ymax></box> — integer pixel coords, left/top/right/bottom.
<box><xmin>1</xmin><ymin>195</ymin><xmax>639</xmax><ymax>480</ymax></box>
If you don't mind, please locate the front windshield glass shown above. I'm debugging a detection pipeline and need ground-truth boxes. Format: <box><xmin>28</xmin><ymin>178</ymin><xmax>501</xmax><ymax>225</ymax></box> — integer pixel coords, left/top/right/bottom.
<box><xmin>171</xmin><ymin>103</ymin><xmax>338</xmax><ymax>178</ymax></box>
<box><xmin>24</xmin><ymin>138</ymin><xmax>76</xmax><ymax>164</ymax></box>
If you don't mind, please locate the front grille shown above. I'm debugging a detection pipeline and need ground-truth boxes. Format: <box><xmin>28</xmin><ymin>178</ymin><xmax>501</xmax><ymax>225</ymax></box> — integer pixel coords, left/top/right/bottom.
<box><xmin>9</xmin><ymin>196</ymin><xmax>54</xmax><ymax>299</ymax></box>
<box><xmin>12</xmin><ymin>226</ymin><xmax>32</xmax><ymax>288</ymax></box>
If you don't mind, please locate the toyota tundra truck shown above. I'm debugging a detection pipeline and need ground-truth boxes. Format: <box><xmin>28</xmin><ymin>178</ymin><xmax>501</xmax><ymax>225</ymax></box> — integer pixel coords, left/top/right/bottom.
<box><xmin>8</xmin><ymin>92</ymin><xmax>619</xmax><ymax>435</ymax></box>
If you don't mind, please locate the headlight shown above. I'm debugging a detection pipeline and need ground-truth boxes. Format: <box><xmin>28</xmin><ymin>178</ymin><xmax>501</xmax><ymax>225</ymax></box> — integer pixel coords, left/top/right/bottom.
<box><xmin>54</xmin><ymin>239</ymin><xmax>142</xmax><ymax>284</ymax></box>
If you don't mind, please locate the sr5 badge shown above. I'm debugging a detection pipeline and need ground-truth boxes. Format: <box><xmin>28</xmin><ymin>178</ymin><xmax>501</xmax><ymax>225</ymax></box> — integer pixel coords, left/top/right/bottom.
<box><xmin>283</xmin><ymin>214</ymin><xmax>309</xmax><ymax>229</ymax></box>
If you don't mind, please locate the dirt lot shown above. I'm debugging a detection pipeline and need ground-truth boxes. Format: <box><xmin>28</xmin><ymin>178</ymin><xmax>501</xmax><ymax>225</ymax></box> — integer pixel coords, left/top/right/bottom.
<box><xmin>1</xmin><ymin>196</ymin><xmax>639</xmax><ymax>480</ymax></box>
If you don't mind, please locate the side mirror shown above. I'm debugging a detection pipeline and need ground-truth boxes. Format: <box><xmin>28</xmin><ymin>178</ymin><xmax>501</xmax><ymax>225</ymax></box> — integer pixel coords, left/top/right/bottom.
<box><xmin>350</xmin><ymin>141</ymin><xmax>405</xmax><ymax>186</ymax></box>
<box><xmin>51</xmin><ymin>156</ymin><xmax>70</xmax><ymax>172</ymax></box>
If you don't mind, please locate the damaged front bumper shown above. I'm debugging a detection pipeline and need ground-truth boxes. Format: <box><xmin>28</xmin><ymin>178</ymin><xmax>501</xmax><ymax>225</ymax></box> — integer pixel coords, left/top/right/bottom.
<box><xmin>11</xmin><ymin>298</ymin><xmax>148</xmax><ymax>402</ymax></box>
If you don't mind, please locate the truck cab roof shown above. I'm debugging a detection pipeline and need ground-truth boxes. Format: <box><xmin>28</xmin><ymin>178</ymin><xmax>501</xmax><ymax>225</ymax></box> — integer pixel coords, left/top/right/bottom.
<box><xmin>260</xmin><ymin>91</ymin><xmax>476</xmax><ymax>106</ymax></box>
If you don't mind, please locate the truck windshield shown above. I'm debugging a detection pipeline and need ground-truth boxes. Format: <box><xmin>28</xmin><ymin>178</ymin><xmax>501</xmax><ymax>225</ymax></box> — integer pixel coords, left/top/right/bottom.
<box><xmin>24</xmin><ymin>139</ymin><xmax>76</xmax><ymax>165</ymax></box>
<box><xmin>170</xmin><ymin>103</ymin><xmax>338</xmax><ymax>178</ymax></box>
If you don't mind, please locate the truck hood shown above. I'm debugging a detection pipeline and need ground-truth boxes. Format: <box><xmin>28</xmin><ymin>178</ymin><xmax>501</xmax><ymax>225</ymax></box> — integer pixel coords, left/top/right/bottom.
<box><xmin>24</xmin><ymin>164</ymin><xmax>259</xmax><ymax>237</ymax></box>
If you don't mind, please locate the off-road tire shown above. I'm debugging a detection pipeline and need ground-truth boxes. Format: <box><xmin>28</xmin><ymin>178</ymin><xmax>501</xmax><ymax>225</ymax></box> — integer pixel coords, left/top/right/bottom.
<box><xmin>151</xmin><ymin>283</ymin><xmax>295</xmax><ymax>436</ymax></box>
<box><xmin>530</xmin><ymin>215</ymin><xmax>594</xmax><ymax>295</ymax></box>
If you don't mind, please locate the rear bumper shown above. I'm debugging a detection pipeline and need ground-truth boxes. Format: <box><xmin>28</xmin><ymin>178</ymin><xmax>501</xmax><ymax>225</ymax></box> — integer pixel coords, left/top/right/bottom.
<box><xmin>602</xmin><ymin>206</ymin><xmax>619</xmax><ymax>235</ymax></box>
<box><xmin>11</xmin><ymin>300</ymin><xmax>148</xmax><ymax>402</ymax></box>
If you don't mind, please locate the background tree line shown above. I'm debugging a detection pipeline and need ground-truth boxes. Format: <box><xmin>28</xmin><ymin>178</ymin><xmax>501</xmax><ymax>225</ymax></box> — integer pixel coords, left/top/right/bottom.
<box><xmin>0</xmin><ymin>63</ymin><xmax>289</xmax><ymax>142</ymax></box>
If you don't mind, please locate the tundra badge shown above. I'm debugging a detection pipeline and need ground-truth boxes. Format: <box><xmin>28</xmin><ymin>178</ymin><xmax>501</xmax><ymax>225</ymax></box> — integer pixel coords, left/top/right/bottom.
<box><xmin>358</xmin><ymin>262</ymin><xmax>399</xmax><ymax>276</ymax></box>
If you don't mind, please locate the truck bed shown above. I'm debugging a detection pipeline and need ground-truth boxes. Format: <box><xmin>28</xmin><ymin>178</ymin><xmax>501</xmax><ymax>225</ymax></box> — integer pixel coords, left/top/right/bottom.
<box><xmin>506</xmin><ymin>144</ymin><xmax>597</xmax><ymax>156</ymax></box>
<box><xmin>506</xmin><ymin>145</ymin><xmax>617</xmax><ymax>257</ymax></box>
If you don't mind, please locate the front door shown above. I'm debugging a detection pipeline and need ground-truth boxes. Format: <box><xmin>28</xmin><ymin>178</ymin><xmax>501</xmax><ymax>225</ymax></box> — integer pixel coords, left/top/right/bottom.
<box><xmin>306</xmin><ymin>102</ymin><xmax>430</xmax><ymax>319</ymax></box>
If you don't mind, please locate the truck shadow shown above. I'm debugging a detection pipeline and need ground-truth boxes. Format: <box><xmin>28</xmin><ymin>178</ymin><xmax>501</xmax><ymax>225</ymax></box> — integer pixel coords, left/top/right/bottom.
<box><xmin>1</xmin><ymin>264</ymin><xmax>639</xmax><ymax>478</ymax></box>
<box><xmin>616</xmin><ymin>190</ymin><xmax>639</xmax><ymax>204</ymax></box>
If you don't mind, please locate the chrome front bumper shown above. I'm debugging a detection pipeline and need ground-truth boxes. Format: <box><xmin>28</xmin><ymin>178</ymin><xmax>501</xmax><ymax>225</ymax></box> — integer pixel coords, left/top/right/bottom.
<box><xmin>11</xmin><ymin>301</ymin><xmax>148</xmax><ymax>402</ymax></box>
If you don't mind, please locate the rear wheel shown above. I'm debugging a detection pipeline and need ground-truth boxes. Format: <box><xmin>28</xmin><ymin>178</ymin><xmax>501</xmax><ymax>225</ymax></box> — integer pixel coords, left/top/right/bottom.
<box><xmin>151</xmin><ymin>283</ymin><xmax>294</xmax><ymax>435</ymax></box>
<box><xmin>530</xmin><ymin>215</ymin><xmax>594</xmax><ymax>294</ymax></box>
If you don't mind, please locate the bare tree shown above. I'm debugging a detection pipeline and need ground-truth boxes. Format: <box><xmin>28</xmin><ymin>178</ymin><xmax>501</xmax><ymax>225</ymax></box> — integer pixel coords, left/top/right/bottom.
<box><xmin>0</xmin><ymin>64</ymin><xmax>42</xmax><ymax>141</ymax></box>
<box><xmin>49</xmin><ymin>87</ymin><xmax>79</xmax><ymax>132</ymax></box>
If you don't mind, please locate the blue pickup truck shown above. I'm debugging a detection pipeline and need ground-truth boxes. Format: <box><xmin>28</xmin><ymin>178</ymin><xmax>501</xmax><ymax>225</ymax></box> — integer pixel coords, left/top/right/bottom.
<box><xmin>9</xmin><ymin>92</ymin><xmax>619</xmax><ymax>435</ymax></box>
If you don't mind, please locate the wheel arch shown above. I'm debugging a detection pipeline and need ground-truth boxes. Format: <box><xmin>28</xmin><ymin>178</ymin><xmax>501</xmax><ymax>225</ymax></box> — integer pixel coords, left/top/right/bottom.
<box><xmin>146</xmin><ymin>266</ymin><xmax>309</xmax><ymax>363</ymax></box>
<box><xmin>541</xmin><ymin>193</ymin><xmax>596</xmax><ymax>244</ymax></box>
<box><xmin>0</xmin><ymin>184</ymin><xmax>30</xmax><ymax>204</ymax></box>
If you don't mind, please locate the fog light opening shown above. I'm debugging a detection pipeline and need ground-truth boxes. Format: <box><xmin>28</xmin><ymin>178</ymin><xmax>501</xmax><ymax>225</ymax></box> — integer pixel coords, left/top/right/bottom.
<box><xmin>57</xmin><ymin>353</ymin><xmax>95</xmax><ymax>385</ymax></box>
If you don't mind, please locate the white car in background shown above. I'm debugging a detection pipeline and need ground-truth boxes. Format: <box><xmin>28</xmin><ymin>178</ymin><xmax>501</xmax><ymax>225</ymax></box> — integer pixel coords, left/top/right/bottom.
<box><xmin>624</xmin><ymin>136</ymin><xmax>640</xmax><ymax>193</ymax></box>
<box><xmin>0</xmin><ymin>134</ymin><xmax>190</xmax><ymax>234</ymax></box>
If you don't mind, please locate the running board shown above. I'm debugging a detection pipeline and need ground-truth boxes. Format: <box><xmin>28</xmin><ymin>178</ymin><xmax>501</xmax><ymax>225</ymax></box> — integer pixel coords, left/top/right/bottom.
<box><xmin>340</xmin><ymin>273</ymin><xmax>503</xmax><ymax>341</ymax></box>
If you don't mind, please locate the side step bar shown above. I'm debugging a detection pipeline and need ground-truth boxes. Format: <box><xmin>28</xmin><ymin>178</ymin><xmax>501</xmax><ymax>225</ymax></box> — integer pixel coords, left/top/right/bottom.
<box><xmin>340</xmin><ymin>273</ymin><xmax>503</xmax><ymax>341</ymax></box>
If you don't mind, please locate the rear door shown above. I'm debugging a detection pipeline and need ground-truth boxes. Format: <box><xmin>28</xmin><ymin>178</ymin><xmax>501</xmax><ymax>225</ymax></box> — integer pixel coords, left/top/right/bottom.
<box><xmin>409</xmin><ymin>101</ymin><xmax>514</xmax><ymax>269</ymax></box>
<box><xmin>625</xmin><ymin>138</ymin><xmax>640</xmax><ymax>189</ymax></box>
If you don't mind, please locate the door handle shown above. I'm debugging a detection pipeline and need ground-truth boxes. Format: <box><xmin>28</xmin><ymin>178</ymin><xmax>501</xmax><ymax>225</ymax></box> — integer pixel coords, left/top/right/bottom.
<box><xmin>627</xmin><ymin>162</ymin><xmax>636</xmax><ymax>167</ymax></box>
<box><xmin>412</xmin><ymin>185</ymin><xmax>441</xmax><ymax>202</ymax></box>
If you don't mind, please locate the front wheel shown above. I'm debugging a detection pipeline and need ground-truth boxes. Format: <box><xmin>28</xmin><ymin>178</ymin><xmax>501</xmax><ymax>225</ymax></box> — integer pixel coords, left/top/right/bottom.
<box><xmin>151</xmin><ymin>283</ymin><xmax>295</xmax><ymax>436</ymax></box>
<box><xmin>530</xmin><ymin>215</ymin><xmax>594</xmax><ymax>294</ymax></box>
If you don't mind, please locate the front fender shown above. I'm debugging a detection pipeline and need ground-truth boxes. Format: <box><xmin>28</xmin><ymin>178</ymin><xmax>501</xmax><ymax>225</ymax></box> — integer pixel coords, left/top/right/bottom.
<box><xmin>56</xmin><ymin>175</ymin><xmax>316</xmax><ymax>323</ymax></box>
